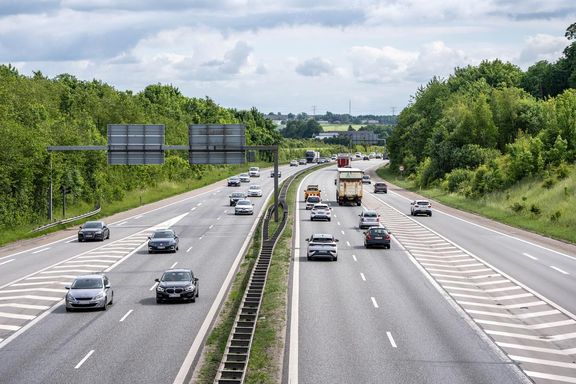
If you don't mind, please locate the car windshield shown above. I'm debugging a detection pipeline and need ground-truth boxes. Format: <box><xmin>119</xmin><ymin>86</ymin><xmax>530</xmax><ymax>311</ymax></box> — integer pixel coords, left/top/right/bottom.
<box><xmin>83</xmin><ymin>222</ymin><xmax>102</xmax><ymax>229</ymax></box>
<box><xmin>152</xmin><ymin>231</ymin><xmax>174</xmax><ymax>238</ymax></box>
<box><xmin>237</xmin><ymin>200</ymin><xmax>251</xmax><ymax>206</ymax></box>
<box><xmin>232</xmin><ymin>193</ymin><xmax>244</xmax><ymax>197</ymax></box>
<box><xmin>363</xmin><ymin>175</ymin><xmax>370</xmax><ymax>179</ymax></box>
<box><xmin>363</xmin><ymin>212</ymin><xmax>377</xmax><ymax>217</ymax></box>
<box><xmin>240</xmin><ymin>173</ymin><xmax>248</xmax><ymax>177</ymax></box>
<box><xmin>375</xmin><ymin>183</ymin><xmax>385</xmax><ymax>186</ymax></box>
<box><xmin>72</xmin><ymin>278</ymin><xmax>103</xmax><ymax>289</ymax></box>
<box><xmin>162</xmin><ymin>271</ymin><xmax>192</xmax><ymax>282</ymax></box>
<box><xmin>311</xmin><ymin>237</ymin><xmax>333</xmax><ymax>243</ymax></box>
<box><xmin>370</xmin><ymin>228</ymin><xmax>387</xmax><ymax>235</ymax></box>
<box><xmin>250</xmin><ymin>185</ymin><xmax>260</xmax><ymax>190</ymax></box>
<box><xmin>250</xmin><ymin>167</ymin><xmax>258</xmax><ymax>171</ymax></box>
<box><xmin>417</xmin><ymin>201</ymin><xmax>429</xmax><ymax>205</ymax></box>
<box><xmin>307</xmin><ymin>197</ymin><xmax>320</xmax><ymax>203</ymax></box>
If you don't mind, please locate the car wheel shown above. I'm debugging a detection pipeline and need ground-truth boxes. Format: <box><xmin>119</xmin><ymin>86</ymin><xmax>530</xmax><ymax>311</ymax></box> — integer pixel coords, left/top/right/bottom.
<box><xmin>102</xmin><ymin>297</ymin><xmax>108</xmax><ymax>311</ymax></box>
<box><xmin>191</xmin><ymin>296</ymin><xmax>196</xmax><ymax>303</ymax></box>
<box><xmin>78</xmin><ymin>237</ymin><xmax>83</xmax><ymax>242</ymax></box>
<box><xmin>106</xmin><ymin>231</ymin><xmax>110</xmax><ymax>239</ymax></box>
<box><xmin>156</xmin><ymin>299</ymin><xmax>162</xmax><ymax>304</ymax></box>
<box><xmin>428</xmin><ymin>212</ymin><xmax>432</xmax><ymax>216</ymax></box>
<box><xmin>109</xmin><ymin>293</ymin><xmax>114</xmax><ymax>305</ymax></box>
<box><xmin>333</xmin><ymin>256</ymin><xmax>338</xmax><ymax>261</ymax></box>
<box><xmin>307</xmin><ymin>256</ymin><xmax>311</xmax><ymax>261</ymax></box>
<box><xmin>328</xmin><ymin>218</ymin><xmax>331</xmax><ymax>222</ymax></box>
<box><xmin>66</xmin><ymin>307</ymin><xmax>72</xmax><ymax>312</ymax></box>
<box><xmin>196</xmin><ymin>289</ymin><xmax>199</xmax><ymax>298</ymax></box>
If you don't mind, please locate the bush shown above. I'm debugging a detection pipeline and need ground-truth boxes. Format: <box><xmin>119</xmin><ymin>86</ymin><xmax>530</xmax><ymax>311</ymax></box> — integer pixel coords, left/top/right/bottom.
<box><xmin>510</xmin><ymin>202</ymin><xmax>525</xmax><ymax>212</ymax></box>
<box><xmin>529</xmin><ymin>204</ymin><xmax>541</xmax><ymax>216</ymax></box>
<box><xmin>550</xmin><ymin>211</ymin><xmax>562</xmax><ymax>222</ymax></box>
<box><xmin>445</xmin><ymin>168</ymin><xmax>474</xmax><ymax>192</ymax></box>
<box><xmin>542</xmin><ymin>177</ymin><xmax>556</xmax><ymax>189</ymax></box>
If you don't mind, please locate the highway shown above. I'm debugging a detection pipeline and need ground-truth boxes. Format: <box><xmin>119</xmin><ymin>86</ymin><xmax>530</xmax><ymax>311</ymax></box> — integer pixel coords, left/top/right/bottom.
<box><xmin>0</xmin><ymin>163</ymin><xmax>304</xmax><ymax>384</ymax></box>
<box><xmin>288</xmin><ymin>159</ymin><xmax>576</xmax><ymax>384</ymax></box>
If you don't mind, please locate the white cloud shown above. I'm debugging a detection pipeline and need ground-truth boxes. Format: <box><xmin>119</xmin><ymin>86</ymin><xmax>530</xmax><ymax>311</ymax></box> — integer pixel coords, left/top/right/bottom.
<box><xmin>295</xmin><ymin>57</ymin><xmax>334</xmax><ymax>77</ymax></box>
<box><xmin>349</xmin><ymin>46</ymin><xmax>417</xmax><ymax>83</ymax></box>
<box><xmin>518</xmin><ymin>34</ymin><xmax>567</xmax><ymax>64</ymax></box>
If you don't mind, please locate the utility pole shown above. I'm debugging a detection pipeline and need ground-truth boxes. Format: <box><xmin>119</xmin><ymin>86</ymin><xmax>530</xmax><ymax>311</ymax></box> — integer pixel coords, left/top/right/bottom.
<box><xmin>391</xmin><ymin>107</ymin><xmax>396</xmax><ymax>116</ymax></box>
<box><xmin>312</xmin><ymin>105</ymin><xmax>316</xmax><ymax>118</ymax></box>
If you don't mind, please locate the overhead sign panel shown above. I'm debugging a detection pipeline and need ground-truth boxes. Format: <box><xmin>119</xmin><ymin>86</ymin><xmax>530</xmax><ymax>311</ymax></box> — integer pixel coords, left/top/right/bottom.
<box><xmin>189</xmin><ymin>124</ymin><xmax>246</xmax><ymax>164</ymax></box>
<box><xmin>107</xmin><ymin>124</ymin><xmax>164</xmax><ymax>165</ymax></box>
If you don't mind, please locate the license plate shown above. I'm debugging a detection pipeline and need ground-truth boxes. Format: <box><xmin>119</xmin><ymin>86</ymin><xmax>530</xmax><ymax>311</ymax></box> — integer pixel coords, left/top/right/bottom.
<box><xmin>157</xmin><ymin>246</ymin><xmax>165</xmax><ymax>249</ymax></box>
<box><xmin>375</xmin><ymin>237</ymin><xmax>383</xmax><ymax>240</ymax></box>
<box><xmin>169</xmin><ymin>293</ymin><xmax>180</xmax><ymax>298</ymax></box>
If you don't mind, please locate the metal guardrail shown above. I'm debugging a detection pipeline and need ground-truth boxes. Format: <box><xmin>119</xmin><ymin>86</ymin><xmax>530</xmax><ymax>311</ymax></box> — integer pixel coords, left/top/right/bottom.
<box><xmin>214</xmin><ymin>173</ymin><xmax>294</xmax><ymax>384</ymax></box>
<box><xmin>31</xmin><ymin>205</ymin><xmax>101</xmax><ymax>233</ymax></box>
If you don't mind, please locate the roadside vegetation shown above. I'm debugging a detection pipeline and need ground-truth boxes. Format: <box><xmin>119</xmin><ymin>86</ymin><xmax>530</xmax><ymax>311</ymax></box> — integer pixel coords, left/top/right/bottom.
<box><xmin>384</xmin><ymin>22</ymin><xmax>576</xmax><ymax>243</ymax></box>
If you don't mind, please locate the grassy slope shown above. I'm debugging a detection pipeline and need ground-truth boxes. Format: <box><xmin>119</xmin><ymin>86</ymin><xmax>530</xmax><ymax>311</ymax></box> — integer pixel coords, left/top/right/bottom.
<box><xmin>376</xmin><ymin>165</ymin><xmax>576</xmax><ymax>244</ymax></box>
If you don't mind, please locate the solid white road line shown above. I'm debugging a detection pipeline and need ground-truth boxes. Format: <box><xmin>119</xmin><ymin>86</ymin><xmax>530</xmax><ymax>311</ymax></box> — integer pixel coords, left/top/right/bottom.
<box><xmin>386</xmin><ymin>332</ymin><xmax>397</xmax><ymax>348</ymax></box>
<box><xmin>0</xmin><ymin>259</ymin><xmax>14</xmax><ymax>267</ymax></box>
<box><xmin>522</xmin><ymin>252</ymin><xmax>538</xmax><ymax>260</ymax></box>
<box><xmin>550</xmin><ymin>266</ymin><xmax>570</xmax><ymax>275</ymax></box>
<box><xmin>170</xmin><ymin>262</ymin><xmax>178</xmax><ymax>269</ymax></box>
<box><xmin>119</xmin><ymin>310</ymin><xmax>134</xmax><ymax>322</ymax></box>
<box><xmin>360</xmin><ymin>273</ymin><xmax>366</xmax><ymax>281</ymax></box>
<box><xmin>116</xmin><ymin>221</ymin><xmax>128</xmax><ymax>226</ymax></box>
<box><xmin>32</xmin><ymin>248</ymin><xmax>50</xmax><ymax>254</ymax></box>
<box><xmin>75</xmin><ymin>350</ymin><xmax>94</xmax><ymax>369</ymax></box>
<box><xmin>371</xmin><ymin>297</ymin><xmax>379</xmax><ymax>308</ymax></box>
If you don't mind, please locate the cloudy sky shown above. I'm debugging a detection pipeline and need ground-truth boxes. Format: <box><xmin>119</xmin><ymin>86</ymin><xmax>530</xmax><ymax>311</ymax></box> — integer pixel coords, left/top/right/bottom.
<box><xmin>1</xmin><ymin>1</ymin><xmax>574</xmax><ymax>115</ymax></box>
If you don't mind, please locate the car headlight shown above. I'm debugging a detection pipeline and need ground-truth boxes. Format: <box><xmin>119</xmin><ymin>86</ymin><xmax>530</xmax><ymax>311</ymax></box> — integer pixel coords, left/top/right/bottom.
<box><xmin>67</xmin><ymin>293</ymin><xmax>77</xmax><ymax>302</ymax></box>
<box><xmin>93</xmin><ymin>292</ymin><xmax>105</xmax><ymax>301</ymax></box>
<box><xmin>156</xmin><ymin>286</ymin><xmax>164</xmax><ymax>292</ymax></box>
<box><xmin>185</xmin><ymin>285</ymin><xmax>195</xmax><ymax>292</ymax></box>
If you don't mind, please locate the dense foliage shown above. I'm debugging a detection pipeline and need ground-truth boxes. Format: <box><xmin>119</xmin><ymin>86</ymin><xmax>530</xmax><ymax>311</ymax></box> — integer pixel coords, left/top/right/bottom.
<box><xmin>388</xmin><ymin>24</ymin><xmax>576</xmax><ymax>200</ymax></box>
<box><xmin>0</xmin><ymin>66</ymin><xmax>282</xmax><ymax>229</ymax></box>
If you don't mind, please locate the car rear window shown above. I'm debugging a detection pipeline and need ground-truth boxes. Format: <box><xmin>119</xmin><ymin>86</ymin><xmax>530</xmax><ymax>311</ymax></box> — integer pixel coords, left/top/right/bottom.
<box><xmin>370</xmin><ymin>228</ymin><xmax>387</xmax><ymax>235</ymax></box>
<box><xmin>417</xmin><ymin>201</ymin><xmax>429</xmax><ymax>205</ymax></box>
<box><xmin>311</xmin><ymin>237</ymin><xmax>333</xmax><ymax>243</ymax></box>
<box><xmin>307</xmin><ymin>196</ymin><xmax>320</xmax><ymax>203</ymax></box>
<box><xmin>363</xmin><ymin>212</ymin><xmax>377</xmax><ymax>217</ymax></box>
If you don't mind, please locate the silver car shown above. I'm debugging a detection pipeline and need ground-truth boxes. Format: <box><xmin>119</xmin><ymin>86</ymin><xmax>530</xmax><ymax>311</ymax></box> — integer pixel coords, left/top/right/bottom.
<box><xmin>247</xmin><ymin>184</ymin><xmax>263</xmax><ymax>197</ymax></box>
<box><xmin>65</xmin><ymin>274</ymin><xmax>113</xmax><ymax>312</ymax></box>
<box><xmin>359</xmin><ymin>210</ymin><xmax>381</xmax><ymax>229</ymax></box>
<box><xmin>310</xmin><ymin>203</ymin><xmax>331</xmax><ymax>221</ymax></box>
<box><xmin>235</xmin><ymin>199</ymin><xmax>254</xmax><ymax>215</ymax></box>
<box><xmin>306</xmin><ymin>233</ymin><xmax>339</xmax><ymax>261</ymax></box>
<box><xmin>239</xmin><ymin>173</ymin><xmax>250</xmax><ymax>182</ymax></box>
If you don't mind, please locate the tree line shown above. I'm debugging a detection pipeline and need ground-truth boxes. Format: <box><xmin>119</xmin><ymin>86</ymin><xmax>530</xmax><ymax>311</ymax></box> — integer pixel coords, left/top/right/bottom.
<box><xmin>0</xmin><ymin>67</ymin><xmax>283</xmax><ymax>229</ymax></box>
<box><xmin>387</xmin><ymin>23</ymin><xmax>576</xmax><ymax>198</ymax></box>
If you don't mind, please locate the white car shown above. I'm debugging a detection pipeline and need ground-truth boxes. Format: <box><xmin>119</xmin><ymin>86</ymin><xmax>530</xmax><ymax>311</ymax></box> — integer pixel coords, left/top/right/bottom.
<box><xmin>306</xmin><ymin>233</ymin><xmax>339</xmax><ymax>261</ymax></box>
<box><xmin>235</xmin><ymin>199</ymin><xmax>254</xmax><ymax>215</ymax></box>
<box><xmin>310</xmin><ymin>203</ymin><xmax>331</xmax><ymax>221</ymax></box>
<box><xmin>247</xmin><ymin>184</ymin><xmax>263</xmax><ymax>197</ymax></box>
<box><xmin>239</xmin><ymin>173</ymin><xmax>250</xmax><ymax>183</ymax></box>
<box><xmin>248</xmin><ymin>167</ymin><xmax>260</xmax><ymax>177</ymax></box>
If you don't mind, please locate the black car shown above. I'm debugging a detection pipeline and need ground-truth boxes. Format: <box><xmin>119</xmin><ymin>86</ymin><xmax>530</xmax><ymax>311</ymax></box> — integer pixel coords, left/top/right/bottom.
<box><xmin>373</xmin><ymin>182</ymin><xmax>388</xmax><ymax>193</ymax></box>
<box><xmin>229</xmin><ymin>191</ymin><xmax>247</xmax><ymax>206</ymax></box>
<box><xmin>155</xmin><ymin>268</ymin><xmax>199</xmax><ymax>303</ymax></box>
<box><xmin>78</xmin><ymin>221</ymin><xmax>110</xmax><ymax>242</ymax></box>
<box><xmin>227</xmin><ymin>176</ymin><xmax>241</xmax><ymax>187</ymax></box>
<box><xmin>147</xmin><ymin>229</ymin><xmax>179</xmax><ymax>253</ymax></box>
<box><xmin>270</xmin><ymin>170</ymin><xmax>282</xmax><ymax>177</ymax></box>
<box><xmin>364</xmin><ymin>227</ymin><xmax>391</xmax><ymax>249</ymax></box>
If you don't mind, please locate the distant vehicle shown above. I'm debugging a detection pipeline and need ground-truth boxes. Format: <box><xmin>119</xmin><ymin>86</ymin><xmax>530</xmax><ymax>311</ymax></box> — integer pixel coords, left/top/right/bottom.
<box><xmin>363</xmin><ymin>156</ymin><xmax>369</xmax><ymax>161</ymax></box>
<box><xmin>298</xmin><ymin>158</ymin><xmax>307</xmax><ymax>165</ymax></box>
<box><xmin>227</xmin><ymin>176</ymin><xmax>241</xmax><ymax>187</ymax></box>
<box><xmin>155</xmin><ymin>268</ymin><xmax>199</xmax><ymax>304</ymax></box>
<box><xmin>364</xmin><ymin>227</ymin><xmax>391</xmax><ymax>249</ymax></box>
<box><xmin>78</xmin><ymin>221</ymin><xmax>110</xmax><ymax>242</ymax></box>
<box><xmin>359</xmin><ymin>210</ymin><xmax>381</xmax><ymax>229</ymax></box>
<box><xmin>306</xmin><ymin>233</ymin><xmax>339</xmax><ymax>261</ymax></box>
<box><xmin>304</xmin><ymin>184</ymin><xmax>321</xmax><ymax>200</ymax></box>
<box><xmin>305</xmin><ymin>150</ymin><xmax>320</xmax><ymax>163</ymax></box>
<box><xmin>362</xmin><ymin>175</ymin><xmax>371</xmax><ymax>184</ymax></box>
<box><xmin>337</xmin><ymin>154</ymin><xmax>351</xmax><ymax>168</ymax></box>
<box><xmin>355</xmin><ymin>152</ymin><xmax>362</xmax><ymax>158</ymax></box>
<box><xmin>290</xmin><ymin>160</ymin><xmax>299</xmax><ymax>166</ymax></box>
<box><xmin>148</xmin><ymin>229</ymin><xmax>179</xmax><ymax>253</ymax></box>
<box><xmin>335</xmin><ymin>168</ymin><xmax>364</xmax><ymax>206</ymax></box>
<box><xmin>373</xmin><ymin>182</ymin><xmax>388</xmax><ymax>193</ymax></box>
<box><xmin>331</xmin><ymin>155</ymin><xmax>337</xmax><ymax>161</ymax></box>
<box><xmin>375</xmin><ymin>153</ymin><xmax>383</xmax><ymax>159</ymax></box>
<box><xmin>248</xmin><ymin>167</ymin><xmax>260</xmax><ymax>177</ymax></box>
<box><xmin>411</xmin><ymin>200</ymin><xmax>432</xmax><ymax>216</ymax></box>
<box><xmin>247</xmin><ymin>184</ymin><xmax>263</xmax><ymax>197</ymax></box>
<box><xmin>270</xmin><ymin>170</ymin><xmax>282</xmax><ymax>178</ymax></box>
<box><xmin>235</xmin><ymin>199</ymin><xmax>254</xmax><ymax>215</ymax></box>
<box><xmin>229</xmin><ymin>191</ymin><xmax>247</xmax><ymax>206</ymax></box>
<box><xmin>305</xmin><ymin>195</ymin><xmax>321</xmax><ymax>210</ymax></box>
<box><xmin>239</xmin><ymin>173</ymin><xmax>250</xmax><ymax>182</ymax></box>
<box><xmin>65</xmin><ymin>273</ymin><xmax>113</xmax><ymax>311</ymax></box>
<box><xmin>310</xmin><ymin>203</ymin><xmax>331</xmax><ymax>221</ymax></box>
<box><xmin>369</xmin><ymin>152</ymin><xmax>376</xmax><ymax>158</ymax></box>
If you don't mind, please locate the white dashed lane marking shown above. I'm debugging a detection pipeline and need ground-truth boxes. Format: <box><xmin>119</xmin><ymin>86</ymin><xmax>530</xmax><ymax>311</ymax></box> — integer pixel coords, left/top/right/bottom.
<box><xmin>0</xmin><ymin>260</ymin><xmax>14</xmax><ymax>267</ymax></box>
<box><xmin>74</xmin><ymin>350</ymin><xmax>94</xmax><ymax>369</ymax></box>
<box><xmin>32</xmin><ymin>248</ymin><xmax>50</xmax><ymax>254</ymax></box>
<box><xmin>550</xmin><ymin>266</ymin><xmax>569</xmax><ymax>275</ymax></box>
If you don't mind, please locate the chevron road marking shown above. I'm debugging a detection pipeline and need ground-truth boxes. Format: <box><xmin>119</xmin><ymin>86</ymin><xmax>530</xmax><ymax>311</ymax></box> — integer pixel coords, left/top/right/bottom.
<box><xmin>476</xmin><ymin>319</ymin><xmax>576</xmax><ymax>330</ymax></box>
<box><xmin>0</xmin><ymin>312</ymin><xmax>36</xmax><ymax>320</ymax></box>
<box><xmin>497</xmin><ymin>342</ymin><xmax>576</xmax><ymax>355</ymax></box>
<box><xmin>524</xmin><ymin>371</ymin><xmax>576</xmax><ymax>383</ymax></box>
<box><xmin>0</xmin><ymin>303</ymin><xmax>50</xmax><ymax>310</ymax></box>
<box><xmin>468</xmin><ymin>309</ymin><xmax>561</xmax><ymax>319</ymax></box>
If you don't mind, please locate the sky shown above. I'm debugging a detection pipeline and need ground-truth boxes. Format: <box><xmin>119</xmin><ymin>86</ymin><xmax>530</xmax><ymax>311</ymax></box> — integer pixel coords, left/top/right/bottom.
<box><xmin>1</xmin><ymin>1</ymin><xmax>574</xmax><ymax>115</ymax></box>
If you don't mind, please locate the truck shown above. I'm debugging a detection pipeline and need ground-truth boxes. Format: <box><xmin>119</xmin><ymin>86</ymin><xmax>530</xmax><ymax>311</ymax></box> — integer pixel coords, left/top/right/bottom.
<box><xmin>304</xmin><ymin>184</ymin><xmax>321</xmax><ymax>200</ymax></box>
<box><xmin>305</xmin><ymin>150</ymin><xmax>320</xmax><ymax>163</ymax></box>
<box><xmin>337</xmin><ymin>154</ymin><xmax>352</xmax><ymax>168</ymax></box>
<box><xmin>335</xmin><ymin>168</ymin><xmax>364</xmax><ymax>206</ymax></box>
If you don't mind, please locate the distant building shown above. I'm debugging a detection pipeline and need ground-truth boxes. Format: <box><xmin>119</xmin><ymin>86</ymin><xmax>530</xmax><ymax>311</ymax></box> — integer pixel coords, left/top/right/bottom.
<box><xmin>314</xmin><ymin>132</ymin><xmax>340</xmax><ymax>140</ymax></box>
<box><xmin>340</xmin><ymin>131</ymin><xmax>380</xmax><ymax>145</ymax></box>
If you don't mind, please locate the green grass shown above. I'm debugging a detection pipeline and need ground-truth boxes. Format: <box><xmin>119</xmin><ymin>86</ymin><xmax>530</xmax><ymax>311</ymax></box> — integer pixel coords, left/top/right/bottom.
<box><xmin>320</xmin><ymin>124</ymin><xmax>363</xmax><ymax>131</ymax></box>
<box><xmin>376</xmin><ymin>165</ymin><xmax>576</xmax><ymax>244</ymax></box>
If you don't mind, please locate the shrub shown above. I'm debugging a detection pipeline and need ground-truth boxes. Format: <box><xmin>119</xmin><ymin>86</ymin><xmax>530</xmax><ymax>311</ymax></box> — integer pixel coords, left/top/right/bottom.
<box><xmin>550</xmin><ymin>211</ymin><xmax>562</xmax><ymax>222</ymax></box>
<box><xmin>542</xmin><ymin>177</ymin><xmax>556</xmax><ymax>189</ymax></box>
<box><xmin>529</xmin><ymin>204</ymin><xmax>541</xmax><ymax>216</ymax></box>
<box><xmin>445</xmin><ymin>168</ymin><xmax>474</xmax><ymax>193</ymax></box>
<box><xmin>510</xmin><ymin>202</ymin><xmax>525</xmax><ymax>212</ymax></box>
